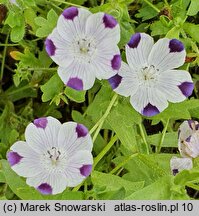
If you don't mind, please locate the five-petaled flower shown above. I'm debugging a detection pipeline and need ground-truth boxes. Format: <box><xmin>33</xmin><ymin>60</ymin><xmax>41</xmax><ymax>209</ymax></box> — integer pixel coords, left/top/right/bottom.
<box><xmin>178</xmin><ymin>120</ymin><xmax>199</xmax><ymax>158</ymax></box>
<box><xmin>7</xmin><ymin>117</ymin><xmax>93</xmax><ymax>195</ymax></box>
<box><xmin>109</xmin><ymin>33</ymin><xmax>194</xmax><ymax>117</ymax></box>
<box><xmin>45</xmin><ymin>7</ymin><xmax>121</xmax><ymax>91</ymax></box>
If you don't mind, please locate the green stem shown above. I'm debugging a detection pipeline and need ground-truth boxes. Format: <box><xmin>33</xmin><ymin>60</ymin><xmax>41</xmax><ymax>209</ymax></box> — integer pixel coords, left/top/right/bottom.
<box><xmin>143</xmin><ymin>0</ymin><xmax>160</xmax><ymax>13</ymax></box>
<box><xmin>100</xmin><ymin>0</ymin><xmax>105</xmax><ymax>5</ymax></box>
<box><xmin>0</xmin><ymin>44</ymin><xmax>19</xmax><ymax>47</ymax></box>
<box><xmin>0</xmin><ymin>34</ymin><xmax>9</xmax><ymax>82</ymax></box>
<box><xmin>110</xmin><ymin>153</ymin><xmax>138</xmax><ymax>175</ymax></box>
<box><xmin>52</xmin><ymin>0</ymin><xmax>86</xmax><ymax>8</ymax></box>
<box><xmin>139</xmin><ymin>123</ymin><xmax>150</xmax><ymax>154</ymax></box>
<box><xmin>89</xmin><ymin>93</ymin><xmax>118</xmax><ymax>136</ymax></box>
<box><xmin>156</xmin><ymin>119</ymin><xmax>169</xmax><ymax>153</ymax></box>
<box><xmin>21</xmin><ymin>67</ymin><xmax>57</xmax><ymax>71</ymax></box>
<box><xmin>72</xmin><ymin>135</ymin><xmax>118</xmax><ymax>192</ymax></box>
<box><xmin>164</xmin><ymin>0</ymin><xmax>170</xmax><ymax>7</ymax></box>
<box><xmin>93</xmin><ymin>135</ymin><xmax>118</xmax><ymax>169</ymax></box>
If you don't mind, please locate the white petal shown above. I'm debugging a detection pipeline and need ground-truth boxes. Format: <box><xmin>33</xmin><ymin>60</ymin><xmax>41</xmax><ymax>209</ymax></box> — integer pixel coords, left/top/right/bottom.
<box><xmin>65</xmin><ymin>151</ymin><xmax>93</xmax><ymax>187</ymax></box>
<box><xmin>187</xmin><ymin>132</ymin><xmax>199</xmax><ymax>158</ymax></box>
<box><xmin>58</xmin><ymin>122</ymin><xmax>92</xmax><ymax>155</ymax></box>
<box><xmin>126</xmin><ymin>33</ymin><xmax>154</xmax><ymax>70</ymax></box>
<box><xmin>58</xmin><ymin>61</ymin><xmax>96</xmax><ymax>90</ymax></box>
<box><xmin>27</xmin><ymin>172</ymin><xmax>68</xmax><ymax>195</ymax></box>
<box><xmin>9</xmin><ymin>141</ymin><xmax>42</xmax><ymax>177</ymax></box>
<box><xmin>157</xmin><ymin>70</ymin><xmax>193</xmax><ymax>103</ymax></box>
<box><xmin>86</xmin><ymin>12</ymin><xmax>120</xmax><ymax>45</ymax></box>
<box><xmin>93</xmin><ymin>47</ymin><xmax>120</xmax><ymax>80</ymax></box>
<box><xmin>46</xmin><ymin>28</ymin><xmax>74</xmax><ymax>68</ymax></box>
<box><xmin>25</xmin><ymin>117</ymin><xmax>61</xmax><ymax>154</ymax></box>
<box><xmin>130</xmin><ymin>86</ymin><xmax>168</xmax><ymax>116</ymax></box>
<box><xmin>57</xmin><ymin>7</ymin><xmax>91</xmax><ymax>42</ymax></box>
<box><xmin>113</xmin><ymin>62</ymin><xmax>139</xmax><ymax>97</ymax></box>
<box><xmin>148</xmin><ymin>38</ymin><xmax>186</xmax><ymax>72</ymax></box>
<box><xmin>68</xmin><ymin>150</ymin><xmax>93</xmax><ymax>167</ymax></box>
<box><xmin>170</xmin><ymin>156</ymin><xmax>193</xmax><ymax>175</ymax></box>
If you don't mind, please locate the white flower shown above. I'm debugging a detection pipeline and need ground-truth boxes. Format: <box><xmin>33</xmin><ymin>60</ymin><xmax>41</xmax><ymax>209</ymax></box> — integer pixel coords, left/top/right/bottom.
<box><xmin>170</xmin><ymin>156</ymin><xmax>193</xmax><ymax>176</ymax></box>
<box><xmin>109</xmin><ymin>33</ymin><xmax>194</xmax><ymax>117</ymax></box>
<box><xmin>45</xmin><ymin>7</ymin><xmax>121</xmax><ymax>91</ymax></box>
<box><xmin>178</xmin><ymin>120</ymin><xmax>199</xmax><ymax>158</ymax></box>
<box><xmin>7</xmin><ymin>117</ymin><xmax>93</xmax><ymax>195</ymax></box>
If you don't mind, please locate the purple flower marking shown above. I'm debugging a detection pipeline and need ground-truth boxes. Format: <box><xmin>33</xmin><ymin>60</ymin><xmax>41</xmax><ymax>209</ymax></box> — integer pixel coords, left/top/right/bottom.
<box><xmin>80</xmin><ymin>164</ymin><xmax>92</xmax><ymax>177</ymax></box>
<box><xmin>67</xmin><ymin>77</ymin><xmax>83</xmax><ymax>91</ymax></box>
<box><xmin>169</xmin><ymin>39</ymin><xmax>184</xmax><ymax>53</ymax></box>
<box><xmin>142</xmin><ymin>103</ymin><xmax>160</xmax><ymax>117</ymax></box>
<box><xmin>62</xmin><ymin>7</ymin><xmax>78</xmax><ymax>20</ymax></box>
<box><xmin>76</xmin><ymin>124</ymin><xmax>88</xmax><ymax>138</ymax></box>
<box><xmin>7</xmin><ymin>151</ymin><xmax>23</xmax><ymax>166</ymax></box>
<box><xmin>178</xmin><ymin>82</ymin><xmax>194</xmax><ymax>97</ymax></box>
<box><xmin>103</xmin><ymin>14</ymin><xmax>117</xmax><ymax>28</ymax></box>
<box><xmin>45</xmin><ymin>39</ymin><xmax>56</xmax><ymax>56</ymax></box>
<box><xmin>128</xmin><ymin>33</ymin><xmax>141</xmax><ymax>48</ymax></box>
<box><xmin>37</xmin><ymin>183</ymin><xmax>52</xmax><ymax>195</ymax></box>
<box><xmin>108</xmin><ymin>74</ymin><xmax>122</xmax><ymax>89</ymax></box>
<box><xmin>34</xmin><ymin>117</ymin><xmax>48</xmax><ymax>129</ymax></box>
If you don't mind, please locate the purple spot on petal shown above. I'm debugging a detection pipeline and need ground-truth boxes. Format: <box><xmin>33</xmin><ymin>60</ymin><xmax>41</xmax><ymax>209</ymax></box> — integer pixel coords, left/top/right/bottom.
<box><xmin>186</xmin><ymin>135</ymin><xmax>191</xmax><ymax>142</ymax></box>
<box><xmin>172</xmin><ymin>169</ymin><xmax>179</xmax><ymax>176</ymax></box>
<box><xmin>103</xmin><ymin>14</ymin><xmax>117</xmax><ymax>28</ymax></box>
<box><xmin>7</xmin><ymin>151</ymin><xmax>23</xmax><ymax>166</ymax></box>
<box><xmin>111</xmin><ymin>54</ymin><xmax>121</xmax><ymax>70</ymax></box>
<box><xmin>128</xmin><ymin>33</ymin><xmax>141</xmax><ymax>48</ymax></box>
<box><xmin>76</xmin><ymin>124</ymin><xmax>88</xmax><ymax>138</ymax></box>
<box><xmin>80</xmin><ymin>164</ymin><xmax>92</xmax><ymax>177</ymax></box>
<box><xmin>178</xmin><ymin>82</ymin><xmax>194</xmax><ymax>97</ymax></box>
<box><xmin>169</xmin><ymin>39</ymin><xmax>184</xmax><ymax>53</ymax></box>
<box><xmin>62</xmin><ymin>7</ymin><xmax>78</xmax><ymax>20</ymax></box>
<box><xmin>187</xmin><ymin>120</ymin><xmax>194</xmax><ymax>130</ymax></box>
<box><xmin>195</xmin><ymin>124</ymin><xmax>199</xmax><ymax>130</ymax></box>
<box><xmin>34</xmin><ymin>117</ymin><xmax>48</xmax><ymax>129</ymax></box>
<box><xmin>37</xmin><ymin>183</ymin><xmax>52</xmax><ymax>195</ymax></box>
<box><xmin>45</xmin><ymin>39</ymin><xmax>56</xmax><ymax>56</ymax></box>
<box><xmin>108</xmin><ymin>74</ymin><xmax>122</xmax><ymax>89</ymax></box>
<box><xmin>67</xmin><ymin>77</ymin><xmax>83</xmax><ymax>91</ymax></box>
<box><xmin>142</xmin><ymin>103</ymin><xmax>160</xmax><ymax>117</ymax></box>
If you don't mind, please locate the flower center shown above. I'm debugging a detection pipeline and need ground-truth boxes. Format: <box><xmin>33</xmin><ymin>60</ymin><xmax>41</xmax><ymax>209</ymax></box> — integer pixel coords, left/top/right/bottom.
<box><xmin>47</xmin><ymin>147</ymin><xmax>61</xmax><ymax>166</ymax></box>
<box><xmin>40</xmin><ymin>146</ymin><xmax>68</xmax><ymax>174</ymax></box>
<box><xmin>72</xmin><ymin>37</ymin><xmax>97</xmax><ymax>63</ymax></box>
<box><xmin>138</xmin><ymin>65</ymin><xmax>159</xmax><ymax>86</ymax></box>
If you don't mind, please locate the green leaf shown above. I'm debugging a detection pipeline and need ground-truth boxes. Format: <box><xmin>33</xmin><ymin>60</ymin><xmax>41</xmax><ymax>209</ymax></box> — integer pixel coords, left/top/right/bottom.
<box><xmin>86</xmin><ymin>83</ymin><xmax>114</xmax><ymax>124</ymax></box>
<box><xmin>42</xmin><ymin>191</ymin><xmax>84</xmax><ymax>200</ymax></box>
<box><xmin>64</xmin><ymin>87</ymin><xmax>86</xmax><ymax>103</ymax></box>
<box><xmin>183</xmin><ymin>22</ymin><xmax>199</xmax><ymax>43</ymax></box>
<box><xmin>150</xmin><ymin>20</ymin><xmax>172</xmax><ymax>36</ymax></box>
<box><xmin>92</xmin><ymin>171</ymin><xmax>144</xmax><ymax>196</ymax></box>
<box><xmin>41</xmin><ymin>74</ymin><xmax>64</xmax><ymax>102</ymax></box>
<box><xmin>6</xmin><ymin>82</ymin><xmax>37</xmax><ymax>102</ymax></box>
<box><xmin>152</xmin><ymin>99</ymin><xmax>199</xmax><ymax>121</ymax></box>
<box><xmin>119</xmin><ymin>154</ymin><xmax>167</xmax><ymax>186</ymax></box>
<box><xmin>10</xmin><ymin>20</ymin><xmax>25</xmax><ymax>42</ymax></box>
<box><xmin>135</xmin><ymin>4</ymin><xmax>160</xmax><ymax>21</ymax></box>
<box><xmin>107</xmin><ymin>99</ymin><xmax>141</xmax><ymax>152</ymax></box>
<box><xmin>187</xmin><ymin>0</ymin><xmax>199</xmax><ymax>16</ymax></box>
<box><xmin>0</xmin><ymin>170</ymin><xmax>6</xmax><ymax>183</ymax></box>
<box><xmin>24</xmin><ymin>8</ymin><xmax>37</xmax><ymax>33</ymax></box>
<box><xmin>96</xmin><ymin>187</ymin><xmax>126</xmax><ymax>200</ymax></box>
<box><xmin>35</xmin><ymin>9</ymin><xmax>58</xmax><ymax>37</ymax></box>
<box><xmin>1</xmin><ymin>160</ymin><xmax>43</xmax><ymax>200</ymax></box>
<box><xmin>147</xmin><ymin>132</ymin><xmax>178</xmax><ymax>147</ymax></box>
<box><xmin>125</xmin><ymin>175</ymin><xmax>189</xmax><ymax>200</ymax></box>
